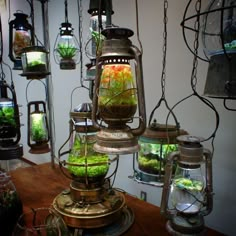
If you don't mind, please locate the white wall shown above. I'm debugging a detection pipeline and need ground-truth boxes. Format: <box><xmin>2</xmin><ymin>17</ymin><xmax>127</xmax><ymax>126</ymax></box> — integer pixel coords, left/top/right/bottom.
<box><xmin>1</xmin><ymin>1</ymin><xmax>236</xmax><ymax>235</ymax></box>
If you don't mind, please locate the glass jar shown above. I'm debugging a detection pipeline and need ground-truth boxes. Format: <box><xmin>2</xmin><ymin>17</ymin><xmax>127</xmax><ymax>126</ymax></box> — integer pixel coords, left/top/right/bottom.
<box><xmin>0</xmin><ymin>171</ymin><xmax>22</xmax><ymax>236</ymax></box>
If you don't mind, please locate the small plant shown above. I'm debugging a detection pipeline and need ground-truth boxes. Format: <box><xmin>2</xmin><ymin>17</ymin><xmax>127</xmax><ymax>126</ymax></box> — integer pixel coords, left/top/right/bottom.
<box><xmin>56</xmin><ymin>43</ymin><xmax>77</xmax><ymax>59</ymax></box>
<box><xmin>31</xmin><ymin>114</ymin><xmax>48</xmax><ymax>142</ymax></box>
<box><xmin>98</xmin><ymin>64</ymin><xmax>137</xmax><ymax>106</ymax></box>
<box><xmin>0</xmin><ymin>106</ymin><xmax>16</xmax><ymax>126</ymax></box>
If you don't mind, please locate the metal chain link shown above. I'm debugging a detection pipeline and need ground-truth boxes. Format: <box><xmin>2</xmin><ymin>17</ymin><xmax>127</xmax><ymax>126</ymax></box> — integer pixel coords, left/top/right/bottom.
<box><xmin>191</xmin><ymin>0</ymin><xmax>201</xmax><ymax>92</ymax></box>
<box><xmin>160</xmin><ymin>0</ymin><xmax>168</xmax><ymax>97</ymax></box>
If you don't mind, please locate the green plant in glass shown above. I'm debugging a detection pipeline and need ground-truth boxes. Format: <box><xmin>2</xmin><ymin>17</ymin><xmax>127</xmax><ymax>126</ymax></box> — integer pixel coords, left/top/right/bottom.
<box><xmin>138</xmin><ymin>143</ymin><xmax>178</xmax><ymax>174</ymax></box>
<box><xmin>30</xmin><ymin>113</ymin><xmax>47</xmax><ymax>142</ymax></box>
<box><xmin>56</xmin><ymin>43</ymin><xmax>77</xmax><ymax>59</ymax></box>
<box><xmin>98</xmin><ymin>64</ymin><xmax>137</xmax><ymax>119</ymax></box>
<box><xmin>174</xmin><ymin>177</ymin><xmax>203</xmax><ymax>192</ymax></box>
<box><xmin>91</xmin><ymin>30</ymin><xmax>105</xmax><ymax>56</ymax></box>
<box><xmin>67</xmin><ymin>134</ymin><xmax>109</xmax><ymax>178</ymax></box>
<box><xmin>0</xmin><ymin>106</ymin><xmax>16</xmax><ymax>126</ymax></box>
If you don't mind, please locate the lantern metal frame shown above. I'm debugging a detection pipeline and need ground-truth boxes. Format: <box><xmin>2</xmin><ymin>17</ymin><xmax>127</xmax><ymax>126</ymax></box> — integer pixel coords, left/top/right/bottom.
<box><xmin>160</xmin><ymin>135</ymin><xmax>213</xmax><ymax>235</ymax></box>
<box><xmin>0</xmin><ymin>79</ymin><xmax>23</xmax><ymax>160</ymax></box>
<box><xmin>27</xmin><ymin>100</ymin><xmax>50</xmax><ymax>154</ymax></box>
<box><xmin>181</xmin><ymin>0</ymin><xmax>236</xmax><ymax>106</ymax></box>
<box><xmin>8</xmin><ymin>12</ymin><xmax>34</xmax><ymax>70</ymax></box>
<box><xmin>92</xmin><ymin>27</ymin><xmax>146</xmax><ymax>155</ymax></box>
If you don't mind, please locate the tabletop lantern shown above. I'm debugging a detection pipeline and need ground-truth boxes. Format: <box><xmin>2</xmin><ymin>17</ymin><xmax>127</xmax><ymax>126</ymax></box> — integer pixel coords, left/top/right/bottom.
<box><xmin>160</xmin><ymin>135</ymin><xmax>213</xmax><ymax>235</ymax></box>
<box><xmin>20</xmin><ymin>45</ymin><xmax>50</xmax><ymax>79</ymax></box>
<box><xmin>0</xmin><ymin>79</ymin><xmax>23</xmax><ymax>159</ymax></box>
<box><xmin>53</xmin><ymin>102</ymin><xmax>134</xmax><ymax>233</ymax></box>
<box><xmin>53</xmin><ymin>0</ymin><xmax>80</xmax><ymax>70</ymax></box>
<box><xmin>202</xmin><ymin>0</ymin><xmax>236</xmax><ymax>98</ymax></box>
<box><xmin>92</xmin><ymin>27</ymin><xmax>146</xmax><ymax>155</ymax></box>
<box><xmin>27</xmin><ymin>101</ymin><xmax>50</xmax><ymax>154</ymax></box>
<box><xmin>9</xmin><ymin>12</ymin><xmax>33</xmax><ymax>70</ymax></box>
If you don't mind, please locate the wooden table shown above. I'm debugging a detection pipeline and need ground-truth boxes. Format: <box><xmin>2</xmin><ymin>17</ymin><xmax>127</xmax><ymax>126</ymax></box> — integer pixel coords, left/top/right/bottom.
<box><xmin>10</xmin><ymin>163</ymin><xmax>224</xmax><ymax>236</ymax></box>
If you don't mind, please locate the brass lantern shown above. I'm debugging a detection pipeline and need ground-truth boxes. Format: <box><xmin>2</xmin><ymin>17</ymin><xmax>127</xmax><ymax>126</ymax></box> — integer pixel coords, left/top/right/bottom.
<box><xmin>27</xmin><ymin>101</ymin><xmax>50</xmax><ymax>154</ymax></box>
<box><xmin>161</xmin><ymin>135</ymin><xmax>213</xmax><ymax>235</ymax></box>
<box><xmin>53</xmin><ymin>103</ymin><xmax>134</xmax><ymax>232</ymax></box>
<box><xmin>0</xmin><ymin>79</ymin><xmax>23</xmax><ymax>160</ymax></box>
<box><xmin>9</xmin><ymin>12</ymin><xmax>33</xmax><ymax>70</ymax></box>
<box><xmin>92</xmin><ymin>27</ymin><xmax>146</xmax><ymax>155</ymax></box>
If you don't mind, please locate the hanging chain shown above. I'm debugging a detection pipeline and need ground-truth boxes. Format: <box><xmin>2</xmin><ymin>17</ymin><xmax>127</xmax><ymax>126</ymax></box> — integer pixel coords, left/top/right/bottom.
<box><xmin>65</xmin><ymin>0</ymin><xmax>68</xmax><ymax>23</ymax></box>
<box><xmin>190</xmin><ymin>0</ymin><xmax>201</xmax><ymax>92</ymax></box>
<box><xmin>161</xmin><ymin>0</ymin><xmax>168</xmax><ymax>98</ymax></box>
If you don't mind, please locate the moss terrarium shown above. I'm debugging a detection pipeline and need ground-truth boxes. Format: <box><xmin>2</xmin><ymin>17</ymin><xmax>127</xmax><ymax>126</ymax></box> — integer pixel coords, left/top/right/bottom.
<box><xmin>0</xmin><ymin>101</ymin><xmax>16</xmax><ymax>139</ymax></box>
<box><xmin>30</xmin><ymin>113</ymin><xmax>48</xmax><ymax>143</ymax></box>
<box><xmin>173</xmin><ymin>177</ymin><xmax>203</xmax><ymax>192</ymax></box>
<box><xmin>67</xmin><ymin>133</ymin><xmax>109</xmax><ymax>182</ymax></box>
<box><xmin>138</xmin><ymin>142</ymin><xmax>178</xmax><ymax>175</ymax></box>
<box><xmin>21</xmin><ymin>46</ymin><xmax>49</xmax><ymax>76</ymax></box>
<box><xmin>98</xmin><ymin>64</ymin><xmax>137</xmax><ymax>119</ymax></box>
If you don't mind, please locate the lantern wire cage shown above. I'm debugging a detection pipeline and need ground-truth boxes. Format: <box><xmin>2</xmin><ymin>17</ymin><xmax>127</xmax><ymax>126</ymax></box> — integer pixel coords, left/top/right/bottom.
<box><xmin>53</xmin><ymin>0</ymin><xmax>81</xmax><ymax>70</ymax></box>
<box><xmin>181</xmin><ymin>0</ymin><xmax>236</xmax><ymax>110</ymax></box>
<box><xmin>167</xmin><ymin>0</ymin><xmax>220</xmax><ymax>155</ymax></box>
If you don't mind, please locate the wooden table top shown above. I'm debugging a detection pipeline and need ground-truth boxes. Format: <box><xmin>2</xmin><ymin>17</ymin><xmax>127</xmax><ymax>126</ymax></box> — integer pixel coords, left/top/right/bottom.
<box><xmin>10</xmin><ymin>162</ymin><xmax>224</xmax><ymax>236</ymax></box>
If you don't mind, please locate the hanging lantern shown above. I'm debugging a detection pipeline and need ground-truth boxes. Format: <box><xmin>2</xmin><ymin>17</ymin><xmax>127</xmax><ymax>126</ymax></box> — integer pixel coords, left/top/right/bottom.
<box><xmin>53</xmin><ymin>102</ymin><xmax>134</xmax><ymax>232</ymax></box>
<box><xmin>160</xmin><ymin>135</ymin><xmax>213</xmax><ymax>235</ymax></box>
<box><xmin>85</xmin><ymin>0</ymin><xmax>113</xmax><ymax>98</ymax></box>
<box><xmin>53</xmin><ymin>0</ymin><xmax>80</xmax><ymax>70</ymax></box>
<box><xmin>9</xmin><ymin>12</ymin><xmax>33</xmax><ymax>70</ymax></box>
<box><xmin>20</xmin><ymin>45</ymin><xmax>50</xmax><ymax>79</ymax></box>
<box><xmin>201</xmin><ymin>0</ymin><xmax>236</xmax><ymax>98</ymax></box>
<box><xmin>92</xmin><ymin>27</ymin><xmax>146</xmax><ymax>155</ymax></box>
<box><xmin>0</xmin><ymin>80</ymin><xmax>23</xmax><ymax>160</ymax></box>
<box><xmin>27</xmin><ymin>101</ymin><xmax>50</xmax><ymax>154</ymax></box>
<box><xmin>133</xmin><ymin>120</ymin><xmax>188</xmax><ymax>186</ymax></box>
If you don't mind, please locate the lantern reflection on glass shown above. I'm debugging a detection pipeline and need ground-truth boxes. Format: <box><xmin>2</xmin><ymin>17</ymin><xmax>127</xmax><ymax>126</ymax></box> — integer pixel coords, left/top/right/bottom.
<box><xmin>0</xmin><ymin>79</ymin><xmax>23</xmax><ymax>159</ymax></box>
<box><xmin>9</xmin><ymin>12</ymin><xmax>33</xmax><ymax>70</ymax></box>
<box><xmin>20</xmin><ymin>46</ymin><xmax>50</xmax><ymax>79</ymax></box>
<box><xmin>92</xmin><ymin>27</ymin><xmax>146</xmax><ymax>155</ymax></box>
<box><xmin>161</xmin><ymin>135</ymin><xmax>213</xmax><ymax>235</ymax></box>
<box><xmin>27</xmin><ymin>101</ymin><xmax>50</xmax><ymax>154</ymax></box>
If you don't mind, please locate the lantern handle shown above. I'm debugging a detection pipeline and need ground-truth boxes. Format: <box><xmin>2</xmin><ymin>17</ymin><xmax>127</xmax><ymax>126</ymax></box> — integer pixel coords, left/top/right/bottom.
<box><xmin>129</xmin><ymin>44</ymin><xmax>146</xmax><ymax>136</ymax></box>
<box><xmin>92</xmin><ymin>60</ymin><xmax>106</xmax><ymax>130</ymax></box>
<box><xmin>160</xmin><ymin>151</ymin><xmax>179</xmax><ymax>219</ymax></box>
<box><xmin>202</xmin><ymin>148</ymin><xmax>213</xmax><ymax>216</ymax></box>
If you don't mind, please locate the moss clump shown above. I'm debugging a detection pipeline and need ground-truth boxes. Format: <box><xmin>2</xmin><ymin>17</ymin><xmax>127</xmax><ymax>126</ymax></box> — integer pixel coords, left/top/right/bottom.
<box><xmin>174</xmin><ymin>178</ymin><xmax>203</xmax><ymax>191</ymax></box>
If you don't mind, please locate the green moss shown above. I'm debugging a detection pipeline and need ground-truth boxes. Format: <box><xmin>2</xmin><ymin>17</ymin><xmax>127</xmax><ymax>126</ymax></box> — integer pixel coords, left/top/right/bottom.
<box><xmin>67</xmin><ymin>154</ymin><xmax>109</xmax><ymax>177</ymax></box>
<box><xmin>174</xmin><ymin>177</ymin><xmax>203</xmax><ymax>191</ymax></box>
<box><xmin>0</xmin><ymin>107</ymin><xmax>16</xmax><ymax>126</ymax></box>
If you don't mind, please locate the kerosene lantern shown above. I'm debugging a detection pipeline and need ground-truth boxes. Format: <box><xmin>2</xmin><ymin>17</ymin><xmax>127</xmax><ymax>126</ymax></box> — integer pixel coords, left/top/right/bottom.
<box><xmin>132</xmin><ymin>120</ymin><xmax>188</xmax><ymax>186</ymax></box>
<box><xmin>20</xmin><ymin>45</ymin><xmax>50</xmax><ymax>79</ymax></box>
<box><xmin>161</xmin><ymin>135</ymin><xmax>213</xmax><ymax>235</ymax></box>
<box><xmin>92</xmin><ymin>27</ymin><xmax>146</xmax><ymax>154</ymax></box>
<box><xmin>201</xmin><ymin>0</ymin><xmax>236</xmax><ymax>99</ymax></box>
<box><xmin>27</xmin><ymin>101</ymin><xmax>50</xmax><ymax>154</ymax></box>
<box><xmin>0</xmin><ymin>79</ymin><xmax>23</xmax><ymax>160</ymax></box>
<box><xmin>9</xmin><ymin>12</ymin><xmax>33</xmax><ymax>70</ymax></box>
<box><xmin>53</xmin><ymin>102</ymin><xmax>134</xmax><ymax>234</ymax></box>
<box><xmin>53</xmin><ymin>0</ymin><xmax>80</xmax><ymax>70</ymax></box>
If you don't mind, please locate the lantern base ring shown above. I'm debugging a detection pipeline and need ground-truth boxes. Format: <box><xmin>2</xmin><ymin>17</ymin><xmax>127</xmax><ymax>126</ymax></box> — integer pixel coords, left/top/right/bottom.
<box><xmin>94</xmin><ymin>128</ymin><xmax>140</xmax><ymax>154</ymax></box>
<box><xmin>166</xmin><ymin>214</ymin><xmax>206</xmax><ymax>235</ymax></box>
